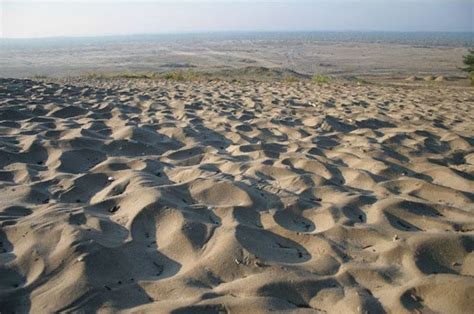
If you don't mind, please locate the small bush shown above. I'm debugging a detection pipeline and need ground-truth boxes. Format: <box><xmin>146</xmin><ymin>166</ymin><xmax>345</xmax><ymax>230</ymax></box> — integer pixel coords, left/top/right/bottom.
<box><xmin>312</xmin><ymin>74</ymin><xmax>331</xmax><ymax>85</ymax></box>
<box><xmin>462</xmin><ymin>49</ymin><xmax>474</xmax><ymax>85</ymax></box>
<box><xmin>160</xmin><ymin>70</ymin><xmax>197</xmax><ymax>81</ymax></box>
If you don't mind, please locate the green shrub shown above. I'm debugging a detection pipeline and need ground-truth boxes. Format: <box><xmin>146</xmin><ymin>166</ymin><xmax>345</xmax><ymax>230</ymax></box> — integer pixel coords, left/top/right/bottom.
<box><xmin>312</xmin><ymin>74</ymin><xmax>331</xmax><ymax>85</ymax></box>
<box><xmin>160</xmin><ymin>70</ymin><xmax>197</xmax><ymax>81</ymax></box>
<box><xmin>462</xmin><ymin>49</ymin><xmax>474</xmax><ymax>85</ymax></box>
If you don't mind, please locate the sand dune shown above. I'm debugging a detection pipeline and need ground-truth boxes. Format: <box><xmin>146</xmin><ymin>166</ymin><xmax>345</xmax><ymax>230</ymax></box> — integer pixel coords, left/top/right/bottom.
<box><xmin>0</xmin><ymin>77</ymin><xmax>473</xmax><ymax>313</ymax></box>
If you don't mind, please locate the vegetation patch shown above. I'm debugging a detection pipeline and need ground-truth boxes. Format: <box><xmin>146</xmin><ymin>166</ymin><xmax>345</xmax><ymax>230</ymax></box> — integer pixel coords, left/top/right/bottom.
<box><xmin>462</xmin><ymin>49</ymin><xmax>474</xmax><ymax>85</ymax></box>
<box><xmin>160</xmin><ymin>70</ymin><xmax>198</xmax><ymax>81</ymax></box>
<box><xmin>86</xmin><ymin>71</ymin><xmax>159</xmax><ymax>79</ymax></box>
<box><xmin>283</xmin><ymin>75</ymin><xmax>301</xmax><ymax>83</ymax></box>
<box><xmin>31</xmin><ymin>74</ymin><xmax>49</xmax><ymax>80</ymax></box>
<box><xmin>312</xmin><ymin>74</ymin><xmax>331</xmax><ymax>85</ymax></box>
<box><xmin>84</xmin><ymin>70</ymin><xmax>200</xmax><ymax>81</ymax></box>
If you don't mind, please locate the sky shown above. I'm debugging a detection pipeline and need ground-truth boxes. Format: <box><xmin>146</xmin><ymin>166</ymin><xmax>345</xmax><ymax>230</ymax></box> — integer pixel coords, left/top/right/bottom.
<box><xmin>1</xmin><ymin>0</ymin><xmax>473</xmax><ymax>38</ymax></box>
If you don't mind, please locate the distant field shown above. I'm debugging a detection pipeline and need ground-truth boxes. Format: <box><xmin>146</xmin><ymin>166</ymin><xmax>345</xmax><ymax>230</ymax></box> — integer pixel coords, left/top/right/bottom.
<box><xmin>0</xmin><ymin>32</ymin><xmax>472</xmax><ymax>79</ymax></box>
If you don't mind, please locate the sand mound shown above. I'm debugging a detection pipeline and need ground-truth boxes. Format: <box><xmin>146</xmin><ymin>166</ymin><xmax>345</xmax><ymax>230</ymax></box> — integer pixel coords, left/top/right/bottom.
<box><xmin>405</xmin><ymin>75</ymin><xmax>421</xmax><ymax>81</ymax></box>
<box><xmin>0</xmin><ymin>77</ymin><xmax>473</xmax><ymax>313</ymax></box>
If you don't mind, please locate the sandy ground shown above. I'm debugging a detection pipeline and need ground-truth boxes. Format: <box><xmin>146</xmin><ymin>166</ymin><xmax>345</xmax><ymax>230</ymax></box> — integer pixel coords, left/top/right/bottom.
<box><xmin>0</xmin><ymin>34</ymin><xmax>470</xmax><ymax>79</ymax></box>
<box><xmin>0</xmin><ymin>77</ymin><xmax>473</xmax><ymax>313</ymax></box>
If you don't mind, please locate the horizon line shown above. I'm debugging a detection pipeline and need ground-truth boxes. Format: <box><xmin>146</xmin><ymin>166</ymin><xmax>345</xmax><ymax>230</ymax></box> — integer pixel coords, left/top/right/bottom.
<box><xmin>2</xmin><ymin>29</ymin><xmax>474</xmax><ymax>41</ymax></box>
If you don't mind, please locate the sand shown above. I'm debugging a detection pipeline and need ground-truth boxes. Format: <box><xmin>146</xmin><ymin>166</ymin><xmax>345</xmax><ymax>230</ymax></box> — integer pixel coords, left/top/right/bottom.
<box><xmin>0</xmin><ymin>77</ymin><xmax>473</xmax><ymax>313</ymax></box>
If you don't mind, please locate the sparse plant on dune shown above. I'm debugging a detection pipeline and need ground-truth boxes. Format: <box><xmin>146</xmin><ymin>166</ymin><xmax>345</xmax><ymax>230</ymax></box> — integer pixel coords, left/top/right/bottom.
<box><xmin>283</xmin><ymin>75</ymin><xmax>300</xmax><ymax>83</ymax></box>
<box><xmin>462</xmin><ymin>49</ymin><xmax>474</xmax><ymax>85</ymax></box>
<box><xmin>312</xmin><ymin>74</ymin><xmax>331</xmax><ymax>85</ymax></box>
<box><xmin>85</xmin><ymin>71</ymin><xmax>159</xmax><ymax>79</ymax></box>
<box><xmin>160</xmin><ymin>69</ymin><xmax>198</xmax><ymax>81</ymax></box>
<box><xmin>161</xmin><ymin>71</ymin><xmax>185</xmax><ymax>81</ymax></box>
<box><xmin>32</xmin><ymin>74</ymin><xmax>49</xmax><ymax>80</ymax></box>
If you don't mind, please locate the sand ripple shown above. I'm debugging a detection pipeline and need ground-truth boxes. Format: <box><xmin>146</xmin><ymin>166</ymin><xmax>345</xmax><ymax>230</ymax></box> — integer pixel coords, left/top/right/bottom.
<box><xmin>0</xmin><ymin>78</ymin><xmax>473</xmax><ymax>313</ymax></box>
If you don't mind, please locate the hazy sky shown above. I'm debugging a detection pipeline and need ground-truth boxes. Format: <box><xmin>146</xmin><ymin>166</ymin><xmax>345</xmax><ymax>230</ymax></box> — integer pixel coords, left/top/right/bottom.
<box><xmin>1</xmin><ymin>0</ymin><xmax>473</xmax><ymax>38</ymax></box>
